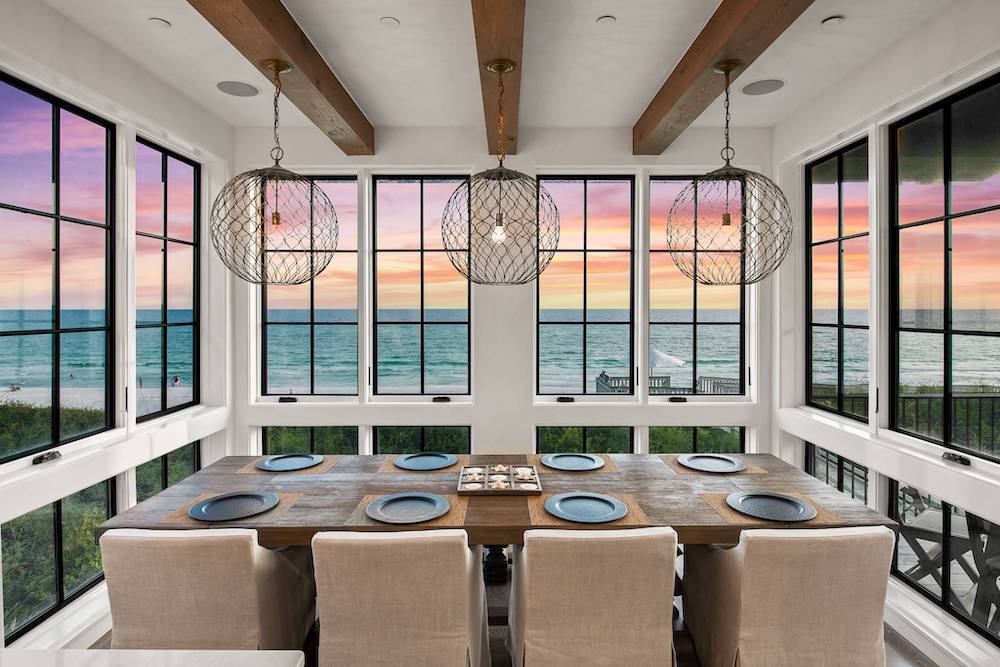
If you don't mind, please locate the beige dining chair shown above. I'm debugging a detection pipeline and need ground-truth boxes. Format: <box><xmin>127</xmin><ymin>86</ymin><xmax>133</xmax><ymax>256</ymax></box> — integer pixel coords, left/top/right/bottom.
<box><xmin>508</xmin><ymin>527</ymin><xmax>678</xmax><ymax>667</ymax></box>
<box><xmin>311</xmin><ymin>529</ymin><xmax>490</xmax><ymax>667</ymax></box>
<box><xmin>100</xmin><ymin>528</ymin><xmax>315</xmax><ymax>650</ymax></box>
<box><xmin>683</xmin><ymin>526</ymin><xmax>895</xmax><ymax>667</ymax></box>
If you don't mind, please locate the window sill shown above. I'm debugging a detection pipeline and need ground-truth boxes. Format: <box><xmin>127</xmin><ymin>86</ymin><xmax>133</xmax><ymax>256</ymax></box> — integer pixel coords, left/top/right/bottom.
<box><xmin>7</xmin><ymin>582</ymin><xmax>110</xmax><ymax>650</ymax></box>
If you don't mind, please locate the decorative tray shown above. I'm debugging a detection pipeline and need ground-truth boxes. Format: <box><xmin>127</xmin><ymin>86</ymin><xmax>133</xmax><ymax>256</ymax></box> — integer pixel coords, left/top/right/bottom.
<box><xmin>457</xmin><ymin>464</ymin><xmax>542</xmax><ymax>495</ymax></box>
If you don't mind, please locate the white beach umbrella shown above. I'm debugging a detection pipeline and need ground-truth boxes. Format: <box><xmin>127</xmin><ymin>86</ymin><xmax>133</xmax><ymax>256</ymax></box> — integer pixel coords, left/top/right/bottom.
<box><xmin>650</xmin><ymin>347</ymin><xmax>686</xmax><ymax>369</ymax></box>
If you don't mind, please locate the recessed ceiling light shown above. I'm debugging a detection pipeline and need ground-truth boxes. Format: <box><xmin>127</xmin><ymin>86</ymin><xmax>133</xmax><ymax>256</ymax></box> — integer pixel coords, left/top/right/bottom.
<box><xmin>217</xmin><ymin>81</ymin><xmax>260</xmax><ymax>98</ymax></box>
<box><xmin>742</xmin><ymin>79</ymin><xmax>785</xmax><ymax>96</ymax></box>
<box><xmin>596</xmin><ymin>15</ymin><xmax>617</xmax><ymax>25</ymax></box>
<box><xmin>821</xmin><ymin>15</ymin><xmax>846</xmax><ymax>26</ymax></box>
<box><xmin>147</xmin><ymin>17</ymin><xmax>172</xmax><ymax>29</ymax></box>
<box><xmin>379</xmin><ymin>16</ymin><xmax>400</xmax><ymax>27</ymax></box>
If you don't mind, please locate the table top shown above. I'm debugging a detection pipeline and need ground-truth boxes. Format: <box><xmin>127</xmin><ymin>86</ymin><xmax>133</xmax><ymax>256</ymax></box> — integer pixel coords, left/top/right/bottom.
<box><xmin>0</xmin><ymin>650</ymin><xmax>304</xmax><ymax>667</ymax></box>
<box><xmin>98</xmin><ymin>454</ymin><xmax>895</xmax><ymax>546</ymax></box>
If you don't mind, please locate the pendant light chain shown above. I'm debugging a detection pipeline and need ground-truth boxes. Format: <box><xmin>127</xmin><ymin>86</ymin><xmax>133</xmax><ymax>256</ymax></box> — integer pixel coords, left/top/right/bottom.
<box><xmin>721</xmin><ymin>69</ymin><xmax>735</xmax><ymax>165</ymax></box>
<box><xmin>270</xmin><ymin>68</ymin><xmax>284</xmax><ymax>165</ymax></box>
<box><xmin>496</xmin><ymin>69</ymin><xmax>506</xmax><ymax>166</ymax></box>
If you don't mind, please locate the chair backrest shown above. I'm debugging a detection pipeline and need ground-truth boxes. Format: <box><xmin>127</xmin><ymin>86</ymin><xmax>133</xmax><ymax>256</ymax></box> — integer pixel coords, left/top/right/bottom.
<box><xmin>737</xmin><ymin>526</ymin><xmax>895</xmax><ymax>666</ymax></box>
<box><xmin>516</xmin><ymin>527</ymin><xmax>677</xmax><ymax>666</ymax></box>
<box><xmin>311</xmin><ymin>529</ymin><xmax>476</xmax><ymax>667</ymax></box>
<box><xmin>100</xmin><ymin>528</ymin><xmax>261</xmax><ymax>649</ymax></box>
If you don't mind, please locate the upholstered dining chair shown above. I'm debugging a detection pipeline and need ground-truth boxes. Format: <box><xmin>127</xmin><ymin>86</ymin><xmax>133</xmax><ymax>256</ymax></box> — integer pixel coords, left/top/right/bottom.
<box><xmin>311</xmin><ymin>529</ymin><xmax>490</xmax><ymax>667</ymax></box>
<box><xmin>508</xmin><ymin>527</ymin><xmax>678</xmax><ymax>667</ymax></box>
<box><xmin>683</xmin><ymin>526</ymin><xmax>895</xmax><ymax>667</ymax></box>
<box><xmin>100</xmin><ymin>528</ymin><xmax>315</xmax><ymax>650</ymax></box>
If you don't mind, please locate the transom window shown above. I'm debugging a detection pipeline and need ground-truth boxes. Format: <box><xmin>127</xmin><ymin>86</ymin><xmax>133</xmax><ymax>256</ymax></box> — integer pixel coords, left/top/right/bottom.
<box><xmin>262</xmin><ymin>426</ymin><xmax>359</xmax><ymax>455</ymax></box>
<box><xmin>262</xmin><ymin>177</ymin><xmax>359</xmax><ymax>395</ymax></box>
<box><xmin>373</xmin><ymin>426</ymin><xmax>471</xmax><ymax>454</ymax></box>
<box><xmin>537</xmin><ymin>176</ymin><xmax>634</xmax><ymax>395</ymax></box>
<box><xmin>536</xmin><ymin>426</ymin><xmax>633</xmax><ymax>453</ymax></box>
<box><xmin>805</xmin><ymin>443</ymin><xmax>867</xmax><ymax>503</ymax></box>
<box><xmin>136</xmin><ymin>441</ymin><xmax>201</xmax><ymax>502</ymax></box>
<box><xmin>648</xmin><ymin>426</ymin><xmax>744</xmax><ymax>453</ymax></box>
<box><xmin>0</xmin><ymin>74</ymin><xmax>114</xmax><ymax>464</ymax></box>
<box><xmin>891</xmin><ymin>74</ymin><xmax>1000</xmax><ymax>461</ymax></box>
<box><xmin>372</xmin><ymin>176</ymin><xmax>470</xmax><ymax>395</ymax></box>
<box><xmin>649</xmin><ymin>177</ymin><xmax>744</xmax><ymax>396</ymax></box>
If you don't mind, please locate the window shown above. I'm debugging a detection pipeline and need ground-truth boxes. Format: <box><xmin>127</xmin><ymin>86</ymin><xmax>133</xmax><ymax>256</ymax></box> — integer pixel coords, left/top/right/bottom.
<box><xmin>373</xmin><ymin>426</ymin><xmax>471</xmax><ymax>454</ymax></box>
<box><xmin>262</xmin><ymin>426</ymin><xmax>359</xmax><ymax>455</ymax></box>
<box><xmin>649</xmin><ymin>177</ymin><xmax>744</xmax><ymax>395</ymax></box>
<box><xmin>889</xmin><ymin>479</ymin><xmax>1000</xmax><ymax>647</ymax></box>
<box><xmin>136</xmin><ymin>441</ymin><xmax>201</xmax><ymax>502</ymax></box>
<box><xmin>806</xmin><ymin>140</ymin><xmax>870</xmax><ymax>421</ymax></box>
<box><xmin>2</xmin><ymin>479</ymin><xmax>115</xmax><ymax>643</ymax></box>
<box><xmin>135</xmin><ymin>139</ymin><xmax>199</xmax><ymax>419</ymax></box>
<box><xmin>262</xmin><ymin>177</ymin><xmax>359</xmax><ymax>395</ymax></box>
<box><xmin>536</xmin><ymin>426</ymin><xmax>633</xmax><ymax>453</ymax></box>
<box><xmin>0</xmin><ymin>74</ymin><xmax>114</xmax><ymax>463</ymax></box>
<box><xmin>891</xmin><ymin>75</ymin><xmax>1000</xmax><ymax>462</ymax></box>
<box><xmin>804</xmin><ymin>443</ymin><xmax>867</xmax><ymax>503</ymax></box>
<box><xmin>537</xmin><ymin>176</ymin><xmax>634</xmax><ymax>395</ymax></box>
<box><xmin>648</xmin><ymin>426</ymin><xmax>744</xmax><ymax>454</ymax></box>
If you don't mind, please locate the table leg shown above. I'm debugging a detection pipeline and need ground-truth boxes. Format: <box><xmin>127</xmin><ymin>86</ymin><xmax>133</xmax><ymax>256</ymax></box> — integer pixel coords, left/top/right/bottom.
<box><xmin>484</xmin><ymin>545</ymin><xmax>509</xmax><ymax>584</ymax></box>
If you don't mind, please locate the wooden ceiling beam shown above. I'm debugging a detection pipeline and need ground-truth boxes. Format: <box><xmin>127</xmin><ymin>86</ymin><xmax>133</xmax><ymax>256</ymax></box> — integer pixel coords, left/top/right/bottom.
<box><xmin>471</xmin><ymin>0</ymin><xmax>525</xmax><ymax>156</ymax></box>
<box><xmin>188</xmin><ymin>0</ymin><xmax>374</xmax><ymax>155</ymax></box>
<box><xmin>632</xmin><ymin>0</ymin><xmax>813</xmax><ymax>155</ymax></box>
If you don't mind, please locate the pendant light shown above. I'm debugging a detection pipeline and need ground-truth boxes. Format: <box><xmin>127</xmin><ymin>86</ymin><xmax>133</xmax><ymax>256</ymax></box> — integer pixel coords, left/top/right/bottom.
<box><xmin>440</xmin><ymin>59</ymin><xmax>560</xmax><ymax>285</ymax></box>
<box><xmin>209</xmin><ymin>59</ymin><xmax>338</xmax><ymax>285</ymax></box>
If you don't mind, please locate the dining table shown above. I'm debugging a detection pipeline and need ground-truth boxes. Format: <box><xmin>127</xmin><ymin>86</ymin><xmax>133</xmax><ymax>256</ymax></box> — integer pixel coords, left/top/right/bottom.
<box><xmin>97</xmin><ymin>453</ymin><xmax>896</xmax><ymax>549</ymax></box>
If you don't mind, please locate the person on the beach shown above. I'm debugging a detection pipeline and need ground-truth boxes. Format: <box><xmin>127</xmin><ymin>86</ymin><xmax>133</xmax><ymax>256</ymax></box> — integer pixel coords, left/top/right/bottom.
<box><xmin>172</xmin><ymin>376</ymin><xmax>181</xmax><ymax>387</ymax></box>
<box><xmin>9</xmin><ymin>383</ymin><xmax>20</xmax><ymax>392</ymax></box>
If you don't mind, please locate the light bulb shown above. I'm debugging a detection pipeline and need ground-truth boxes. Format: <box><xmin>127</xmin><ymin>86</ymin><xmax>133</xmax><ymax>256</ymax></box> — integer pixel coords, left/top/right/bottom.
<box><xmin>491</xmin><ymin>211</ymin><xmax>506</xmax><ymax>244</ymax></box>
<box><xmin>271</xmin><ymin>210</ymin><xmax>281</xmax><ymax>227</ymax></box>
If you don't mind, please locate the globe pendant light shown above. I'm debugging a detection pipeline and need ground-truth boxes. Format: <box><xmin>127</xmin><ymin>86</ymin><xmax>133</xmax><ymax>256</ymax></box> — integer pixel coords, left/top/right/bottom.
<box><xmin>440</xmin><ymin>59</ymin><xmax>560</xmax><ymax>285</ymax></box>
<box><xmin>209</xmin><ymin>59</ymin><xmax>338</xmax><ymax>285</ymax></box>
<box><xmin>665</xmin><ymin>59</ymin><xmax>792</xmax><ymax>286</ymax></box>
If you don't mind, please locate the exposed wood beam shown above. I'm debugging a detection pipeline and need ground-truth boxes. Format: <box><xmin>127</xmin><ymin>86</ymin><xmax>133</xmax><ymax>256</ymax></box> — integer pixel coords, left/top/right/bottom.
<box><xmin>471</xmin><ymin>0</ymin><xmax>524</xmax><ymax>156</ymax></box>
<box><xmin>633</xmin><ymin>0</ymin><xmax>813</xmax><ymax>155</ymax></box>
<box><xmin>187</xmin><ymin>0</ymin><xmax>374</xmax><ymax>155</ymax></box>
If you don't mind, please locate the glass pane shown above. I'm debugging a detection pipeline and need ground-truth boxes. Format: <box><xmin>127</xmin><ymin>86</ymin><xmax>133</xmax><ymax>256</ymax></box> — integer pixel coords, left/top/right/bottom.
<box><xmin>424</xmin><ymin>252</ymin><xmax>467</xmax><ymax>321</ymax></box>
<box><xmin>423</xmin><ymin>180</ymin><xmax>464</xmax><ymax>250</ymax></box>
<box><xmin>0</xmin><ymin>209</ymin><xmax>52</xmax><ymax>331</ymax></box>
<box><xmin>543</xmin><ymin>180</ymin><xmax>583</xmax><ymax>248</ymax></box>
<box><xmin>266</xmin><ymin>281</ymin><xmax>309</xmax><ymax>323</ymax></box>
<box><xmin>166</xmin><ymin>242</ymin><xmax>194</xmax><ymax>324</ymax></box>
<box><xmin>695</xmin><ymin>426</ymin><xmax>742</xmax><ymax>453</ymax></box>
<box><xmin>0</xmin><ymin>333</ymin><xmax>52</xmax><ymax>458</ymax></box>
<box><xmin>136</xmin><ymin>327</ymin><xmax>163</xmax><ymax>417</ymax></box>
<box><xmin>899</xmin><ymin>222</ymin><xmax>944</xmax><ymax>329</ymax></box>
<box><xmin>313</xmin><ymin>325</ymin><xmax>358</xmax><ymax>394</ymax></box>
<box><xmin>811</xmin><ymin>242</ymin><xmax>838</xmax><ymax>325</ymax></box>
<box><xmin>424</xmin><ymin>427</ymin><xmax>470</xmax><ymax>453</ymax></box>
<box><xmin>649</xmin><ymin>324</ymin><xmax>692</xmax><ymax>394</ymax></box>
<box><xmin>166</xmin><ymin>442</ymin><xmax>198</xmax><ymax>486</ymax></box>
<box><xmin>586</xmin><ymin>180</ymin><xmax>631</xmax><ymax>249</ymax></box>
<box><xmin>266</xmin><ymin>326</ymin><xmax>310</xmax><ymax>394</ymax></box>
<box><xmin>897</xmin><ymin>331</ymin><xmax>944</xmax><ymax>441</ymax></box>
<box><xmin>585</xmin><ymin>426</ymin><xmax>631</xmax><ymax>453</ymax></box>
<box><xmin>648</xmin><ymin>427</ymin><xmax>694</xmax><ymax>454</ymax></box>
<box><xmin>59</xmin><ymin>110</ymin><xmax>106</xmax><ymax>224</ymax></box>
<box><xmin>649</xmin><ymin>180</ymin><xmax>689</xmax><ymax>251</ymax></box>
<box><xmin>315</xmin><ymin>253</ymin><xmax>357</xmax><ymax>322</ymax></box>
<box><xmin>587</xmin><ymin>324</ymin><xmax>630</xmax><ymax>394</ymax></box>
<box><xmin>951</xmin><ymin>335</ymin><xmax>1000</xmax><ymax>458</ymax></box>
<box><xmin>135</xmin><ymin>143</ymin><xmax>163</xmax><ymax>235</ymax></box>
<box><xmin>696</xmin><ymin>325</ymin><xmax>740</xmax><ymax>394</ymax></box>
<box><xmin>374</xmin><ymin>426</ymin><xmax>422</xmax><ymax>454</ymax></box>
<box><xmin>843</xmin><ymin>458</ymin><xmax>868</xmax><ymax>503</ymax></box>
<box><xmin>60</xmin><ymin>331</ymin><xmax>105</xmax><ymax>439</ymax></box>
<box><xmin>0</xmin><ymin>81</ymin><xmax>52</xmax><ymax>212</ymax></box>
<box><xmin>314</xmin><ymin>427</ymin><xmax>357</xmax><ymax>455</ymax></box>
<box><xmin>950</xmin><ymin>81</ymin><xmax>1000</xmax><ymax>214</ymax></box>
<box><xmin>842</xmin><ymin>236</ymin><xmax>870</xmax><ymax>326</ymax></box>
<box><xmin>136</xmin><ymin>457</ymin><xmax>163</xmax><ymax>503</ymax></box>
<box><xmin>951</xmin><ymin>210</ymin><xmax>1000</xmax><ymax>332</ymax></box>
<box><xmin>811</xmin><ymin>326</ymin><xmax>838</xmax><ymax>410</ymax></box>
<box><xmin>317</xmin><ymin>180</ymin><xmax>358</xmax><ymax>250</ymax></box>
<box><xmin>60</xmin><ymin>221</ymin><xmax>106</xmax><ymax>327</ymax></box>
<box><xmin>586</xmin><ymin>252</ymin><xmax>629</xmax><ymax>321</ymax></box>
<box><xmin>538</xmin><ymin>324</ymin><xmax>582</xmax><ymax>394</ymax></box>
<box><xmin>539</xmin><ymin>252</ymin><xmax>583</xmax><ymax>322</ymax></box>
<box><xmin>696</xmin><ymin>177</ymin><xmax>742</xmax><ymax>251</ymax></box>
<box><xmin>376</xmin><ymin>324</ymin><xmax>420</xmax><ymax>394</ymax></box>
<box><xmin>166</xmin><ymin>157</ymin><xmax>195</xmax><ymax>241</ymax></box>
<box><xmin>424</xmin><ymin>324</ymin><xmax>468</xmax><ymax>394</ymax></box>
<box><xmin>376</xmin><ymin>252</ymin><xmax>420</xmax><ymax>320</ymax></box>
<box><xmin>842</xmin><ymin>328</ymin><xmax>869</xmax><ymax>420</ymax></box>
<box><xmin>894</xmin><ymin>483</ymin><xmax>943</xmax><ymax>598</ymax></box>
<box><xmin>264</xmin><ymin>426</ymin><xmax>311</xmax><ymax>454</ymax></box>
<box><xmin>2</xmin><ymin>503</ymin><xmax>56</xmax><ymax>637</ymax></box>
<box><xmin>135</xmin><ymin>235</ymin><xmax>163</xmax><ymax>325</ymax></box>
<box><xmin>166</xmin><ymin>326</ymin><xmax>194</xmax><ymax>409</ymax></box>
<box><xmin>537</xmin><ymin>427</ymin><xmax>583</xmax><ymax>453</ymax></box>
<box><xmin>898</xmin><ymin>110</ymin><xmax>944</xmax><ymax>225</ymax></box>
<box><xmin>698</xmin><ymin>282</ymin><xmax>739</xmax><ymax>323</ymax></box>
<box><xmin>842</xmin><ymin>143</ymin><xmax>869</xmax><ymax>236</ymax></box>
<box><xmin>650</xmin><ymin>252</ymin><xmax>692</xmax><ymax>322</ymax></box>
<box><xmin>948</xmin><ymin>509</ymin><xmax>1000</xmax><ymax>638</ymax></box>
<box><xmin>810</xmin><ymin>156</ymin><xmax>838</xmax><ymax>242</ymax></box>
<box><xmin>375</xmin><ymin>180</ymin><xmax>420</xmax><ymax>249</ymax></box>
<box><xmin>61</xmin><ymin>480</ymin><xmax>108</xmax><ymax>597</ymax></box>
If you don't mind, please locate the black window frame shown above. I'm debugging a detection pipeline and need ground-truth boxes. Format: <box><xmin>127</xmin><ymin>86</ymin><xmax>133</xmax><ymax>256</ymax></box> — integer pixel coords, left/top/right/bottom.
<box><xmin>372</xmin><ymin>426</ymin><xmax>472</xmax><ymax>454</ymax></box>
<box><xmin>889</xmin><ymin>72</ymin><xmax>1000</xmax><ymax>464</ymax></box>
<box><xmin>647</xmin><ymin>426</ymin><xmax>746</xmax><ymax>454</ymax></box>
<box><xmin>371</xmin><ymin>175</ymin><xmax>472</xmax><ymax>396</ymax></box>
<box><xmin>135</xmin><ymin>137</ymin><xmax>201</xmax><ymax>421</ymax></box>
<box><xmin>0</xmin><ymin>72</ymin><xmax>116</xmax><ymax>465</ymax></box>
<box><xmin>135</xmin><ymin>440</ymin><xmax>201</xmax><ymax>502</ymax></box>
<box><xmin>805</xmin><ymin>139</ymin><xmax>870</xmax><ymax>422</ymax></box>
<box><xmin>804</xmin><ymin>442</ymin><xmax>868</xmax><ymax>503</ymax></box>
<box><xmin>261</xmin><ymin>426</ymin><xmax>360</xmax><ymax>454</ymax></box>
<box><xmin>261</xmin><ymin>175</ymin><xmax>359</xmax><ymax>397</ymax></box>
<box><xmin>649</xmin><ymin>175</ymin><xmax>747</xmax><ymax>397</ymax></box>
<box><xmin>534</xmin><ymin>426</ymin><xmax>635</xmax><ymax>454</ymax></box>
<box><xmin>536</xmin><ymin>175</ymin><xmax>636</xmax><ymax>396</ymax></box>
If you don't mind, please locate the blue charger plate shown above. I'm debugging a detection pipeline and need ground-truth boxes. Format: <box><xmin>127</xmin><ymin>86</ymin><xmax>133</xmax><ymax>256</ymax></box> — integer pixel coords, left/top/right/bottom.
<box><xmin>255</xmin><ymin>453</ymin><xmax>325</xmax><ymax>472</ymax></box>
<box><xmin>540</xmin><ymin>452</ymin><xmax>606</xmax><ymax>472</ymax></box>
<box><xmin>188</xmin><ymin>492</ymin><xmax>279</xmax><ymax>522</ymax></box>
<box><xmin>366</xmin><ymin>492</ymin><xmax>451</xmax><ymax>524</ymax></box>
<box><xmin>394</xmin><ymin>452</ymin><xmax>458</xmax><ymax>471</ymax></box>
<box><xmin>543</xmin><ymin>492</ymin><xmax>628</xmax><ymax>523</ymax></box>
<box><xmin>676</xmin><ymin>453</ymin><xmax>747</xmax><ymax>474</ymax></box>
<box><xmin>726</xmin><ymin>491</ymin><xmax>817</xmax><ymax>522</ymax></box>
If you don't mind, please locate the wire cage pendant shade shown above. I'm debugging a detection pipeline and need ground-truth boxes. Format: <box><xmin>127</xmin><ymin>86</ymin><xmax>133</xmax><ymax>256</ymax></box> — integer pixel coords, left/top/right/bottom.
<box><xmin>665</xmin><ymin>60</ymin><xmax>792</xmax><ymax>286</ymax></box>
<box><xmin>209</xmin><ymin>59</ymin><xmax>338</xmax><ymax>286</ymax></box>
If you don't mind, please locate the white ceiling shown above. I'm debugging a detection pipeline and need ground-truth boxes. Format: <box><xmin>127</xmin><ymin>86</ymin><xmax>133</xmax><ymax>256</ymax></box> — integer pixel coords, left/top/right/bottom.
<box><xmin>43</xmin><ymin>0</ymin><xmax>950</xmax><ymax>132</ymax></box>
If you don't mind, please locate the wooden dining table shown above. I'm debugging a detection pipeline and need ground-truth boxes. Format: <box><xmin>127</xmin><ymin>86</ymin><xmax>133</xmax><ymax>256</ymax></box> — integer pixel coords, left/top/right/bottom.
<box><xmin>97</xmin><ymin>453</ymin><xmax>895</xmax><ymax>547</ymax></box>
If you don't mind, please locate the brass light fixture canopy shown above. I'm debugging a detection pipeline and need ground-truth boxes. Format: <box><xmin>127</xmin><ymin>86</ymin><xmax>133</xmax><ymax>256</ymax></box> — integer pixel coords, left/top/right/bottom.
<box><xmin>712</xmin><ymin>58</ymin><xmax>743</xmax><ymax>75</ymax></box>
<box><xmin>260</xmin><ymin>58</ymin><xmax>293</xmax><ymax>75</ymax></box>
<box><xmin>486</xmin><ymin>58</ymin><xmax>516</xmax><ymax>74</ymax></box>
